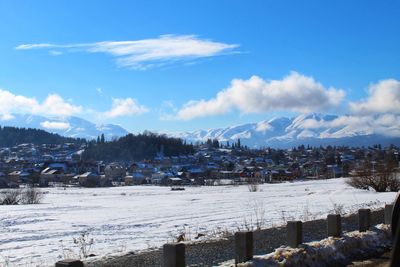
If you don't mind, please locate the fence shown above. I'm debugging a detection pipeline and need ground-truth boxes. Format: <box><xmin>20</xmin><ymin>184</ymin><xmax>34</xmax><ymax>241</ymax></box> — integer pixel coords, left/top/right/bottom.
<box><xmin>56</xmin><ymin>193</ymin><xmax>400</xmax><ymax>267</ymax></box>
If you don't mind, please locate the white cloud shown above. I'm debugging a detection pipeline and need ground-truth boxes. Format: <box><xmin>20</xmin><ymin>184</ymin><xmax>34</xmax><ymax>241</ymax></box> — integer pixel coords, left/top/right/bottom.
<box><xmin>0</xmin><ymin>88</ymin><xmax>149</xmax><ymax>121</ymax></box>
<box><xmin>175</xmin><ymin>72</ymin><xmax>345</xmax><ymax>120</ymax></box>
<box><xmin>159</xmin><ymin>101</ymin><xmax>179</xmax><ymax>121</ymax></box>
<box><xmin>293</xmin><ymin>114</ymin><xmax>400</xmax><ymax>137</ymax></box>
<box><xmin>38</xmin><ymin>94</ymin><xmax>82</xmax><ymax>116</ymax></box>
<box><xmin>0</xmin><ymin>114</ymin><xmax>14</xmax><ymax>121</ymax></box>
<box><xmin>0</xmin><ymin>89</ymin><xmax>81</xmax><ymax>117</ymax></box>
<box><xmin>294</xmin><ymin>115</ymin><xmax>367</xmax><ymax>130</ymax></box>
<box><xmin>104</xmin><ymin>98</ymin><xmax>149</xmax><ymax>118</ymax></box>
<box><xmin>16</xmin><ymin>35</ymin><xmax>239</xmax><ymax>70</ymax></box>
<box><xmin>96</xmin><ymin>87</ymin><xmax>103</xmax><ymax>96</ymax></box>
<box><xmin>350</xmin><ymin>79</ymin><xmax>400</xmax><ymax>114</ymax></box>
<box><xmin>49</xmin><ymin>50</ymin><xmax>63</xmax><ymax>56</ymax></box>
<box><xmin>0</xmin><ymin>89</ymin><xmax>38</xmax><ymax>115</ymax></box>
<box><xmin>40</xmin><ymin>121</ymin><xmax>71</xmax><ymax>130</ymax></box>
<box><xmin>16</xmin><ymin>43</ymin><xmax>56</xmax><ymax>49</ymax></box>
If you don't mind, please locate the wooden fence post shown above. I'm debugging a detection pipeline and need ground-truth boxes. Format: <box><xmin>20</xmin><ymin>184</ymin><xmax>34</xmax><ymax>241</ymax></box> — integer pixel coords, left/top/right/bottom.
<box><xmin>287</xmin><ymin>221</ymin><xmax>302</xmax><ymax>247</ymax></box>
<box><xmin>327</xmin><ymin>214</ymin><xmax>342</xmax><ymax>237</ymax></box>
<box><xmin>358</xmin><ymin>209</ymin><xmax>371</xmax><ymax>232</ymax></box>
<box><xmin>55</xmin><ymin>260</ymin><xmax>84</xmax><ymax>267</ymax></box>
<box><xmin>385</xmin><ymin>204</ymin><xmax>394</xmax><ymax>225</ymax></box>
<box><xmin>163</xmin><ymin>243</ymin><xmax>185</xmax><ymax>267</ymax></box>
<box><xmin>234</xmin><ymin>231</ymin><xmax>253</xmax><ymax>264</ymax></box>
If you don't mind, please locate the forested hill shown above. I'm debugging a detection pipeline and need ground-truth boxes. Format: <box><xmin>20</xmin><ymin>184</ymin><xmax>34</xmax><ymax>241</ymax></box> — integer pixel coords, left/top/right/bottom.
<box><xmin>0</xmin><ymin>126</ymin><xmax>85</xmax><ymax>146</ymax></box>
<box><xmin>82</xmin><ymin>132</ymin><xmax>194</xmax><ymax>162</ymax></box>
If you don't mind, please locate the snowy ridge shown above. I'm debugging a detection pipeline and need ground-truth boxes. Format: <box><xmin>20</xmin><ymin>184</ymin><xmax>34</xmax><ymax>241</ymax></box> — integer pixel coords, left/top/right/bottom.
<box><xmin>0</xmin><ymin>114</ymin><xmax>129</xmax><ymax>140</ymax></box>
<box><xmin>170</xmin><ymin>113</ymin><xmax>400</xmax><ymax>148</ymax></box>
<box><xmin>1</xmin><ymin>113</ymin><xmax>399</xmax><ymax>146</ymax></box>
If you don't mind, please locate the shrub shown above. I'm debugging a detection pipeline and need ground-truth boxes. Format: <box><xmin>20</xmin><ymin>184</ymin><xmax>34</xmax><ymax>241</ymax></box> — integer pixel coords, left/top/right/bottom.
<box><xmin>0</xmin><ymin>187</ymin><xmax>43</xmax><ymax>205</ymax></box>
<box><xmin>73</xmin><ymin>232</ymin><xmax>94</xmax><ymax>258</ymax></box>
<box><xmin>331</xmin><ymin>202</ymin><xmax>345</xmax><ymax>215</ymax></box>
<box><xmin>347</xmin><ymin>158</ymin><xmax>399</xmax><ymax>192</ymax></box>
<box><xmin>248</xmin><ymin>178</ymin><xmax>260</xmax><ymax>192</ymax></box>
<box><xmin>0</xmin><ymin>189</ymin><xmax>21</xmax><ymax>205</ymax></box>
<box><xmin>21</xmin><ymin>187</ymin><xmax>43</xmax><ymax>204</ymax></box>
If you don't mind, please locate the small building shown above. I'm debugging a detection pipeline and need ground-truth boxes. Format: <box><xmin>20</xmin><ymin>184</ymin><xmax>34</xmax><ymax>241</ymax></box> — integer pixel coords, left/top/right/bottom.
<box><xmin>77</xmin><ymin>172</ymin><xmax>101</xmax><ymax>187</ymax></box>
<box><xmin>125</xmin><ymin>172</ymin><xmax>147</xmax><ymax>185</ymax></box>
<box><xmin>326</xmin><ymin>165</ymin><xmax>342</xmax><ymax>178</ymax></box>
<box><xmin>187</xmin><ymin>167</ymin><xmax>204</xmax><ymax>178</ymax></box>
<box><xmin>105</xmin><ymin>163</ymin><xmax>126</xmax><ymax>181</ymax></box>
<box><xmin>40</xmin><ymin>167</ymin><xmax>62</xmax><ymax>184</ymax></box>
<box><xmin>0</xmin><ymin>174</ymin><xmax>8</xmax><ymax>188</ymax></box>
<box><xmin>168</xmin><ymin>177</ymin><xmax>183</xmax><ymax>186</ymax></box>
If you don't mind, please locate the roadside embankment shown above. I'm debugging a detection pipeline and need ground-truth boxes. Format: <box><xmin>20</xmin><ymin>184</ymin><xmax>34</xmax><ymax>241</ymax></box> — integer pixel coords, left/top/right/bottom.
<box><xmin>83</xmin><ymin>209</ymin><xmax>386</xmax><ymax>267</ymax></box>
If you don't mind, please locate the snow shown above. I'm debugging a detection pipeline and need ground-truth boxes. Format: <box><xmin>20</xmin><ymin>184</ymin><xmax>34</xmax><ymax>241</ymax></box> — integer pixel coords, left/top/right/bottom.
<box><xmin>170</xmin><ymin>113</ymin><xmax>400</xmax><ymax>148</ymax></box>
<box><xmin>1</xmin><ymin>114</ymin><xmax>128</xmax><ymax>140</ymax></box>
<box><xmin>0</xmin><ymin>178</ymin><xmax>396</xmax><ymax>266</ymax></box>
<box><xmin>219</xmin><ymin>224</ymin><xmax>391</xmax><ymax>267</ymax></box>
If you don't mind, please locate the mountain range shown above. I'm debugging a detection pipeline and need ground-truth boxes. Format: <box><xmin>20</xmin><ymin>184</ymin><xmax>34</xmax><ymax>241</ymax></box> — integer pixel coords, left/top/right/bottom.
<box><xmin>170</xmin><ymin>113</ymin><xmax>400</xmax><ymax>148</ymax></box>
<box><xmin>1</xmin><ymin>113</ymin><xmax>399</xmax><ymax>148</ymax></box>
<box><xmin>0</xmin><ymin>114</ymin><xmax>128</xmax><ymax>140</ymax></box>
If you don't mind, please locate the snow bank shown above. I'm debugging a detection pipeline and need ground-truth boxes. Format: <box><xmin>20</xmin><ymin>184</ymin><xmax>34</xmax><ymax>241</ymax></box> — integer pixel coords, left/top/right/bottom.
<box><xmin>219</xmin><ymin>224</ymin><xmax>391</xmax><ymax>267</ymax></box>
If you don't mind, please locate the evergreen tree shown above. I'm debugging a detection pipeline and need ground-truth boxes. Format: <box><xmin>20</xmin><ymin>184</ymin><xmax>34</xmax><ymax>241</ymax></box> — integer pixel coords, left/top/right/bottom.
<box><xmin>212</xmin><ymin>139</ymin><xmax>219</xmax><ymax>148</ymax></box>
<box><xmin>206</xmin><ymin>138</ymin><xmax>212</xmax><ymax>147</ymax></box>
<box><xmin>336</xmin><ymin>154</ymin><xmax>342</xmax><ymax>166</ymax></box>
<box><xmin>82</xmin><ymin>132</ymin><xmax>194</xmax><ymax>162</ymax></box>
<box><xmin>0</xmin><ymin>125</ymin><xmax>85</xmax><ymax>146</ymax></box>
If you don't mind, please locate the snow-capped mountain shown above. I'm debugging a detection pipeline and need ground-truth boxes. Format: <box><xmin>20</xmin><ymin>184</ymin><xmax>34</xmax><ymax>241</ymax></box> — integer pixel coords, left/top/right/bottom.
<box><xmin>2</xmin><ymin>113</ymin><xmax>399</xmax><ymax>147</ymax></box>
<box><xmin>171</xmin><ymin>113</ymin><xmax>400</xmax><ymax>148</ymax></box>
<box><xmin>0</xmin><ymin>114</ymin><xmax>129</xmax><ymax>140</ymax></box>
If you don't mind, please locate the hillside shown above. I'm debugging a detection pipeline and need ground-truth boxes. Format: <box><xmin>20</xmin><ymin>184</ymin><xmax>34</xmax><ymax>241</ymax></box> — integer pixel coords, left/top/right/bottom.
<box><xmin>82</xmin><ymin>132</ymin><xmax>194</xmax><ymax>162</ymax></box>
<box><xmin>0</xmin><ymin>126</ymin><xmax>85</xmax><ymax>146</ymax></box>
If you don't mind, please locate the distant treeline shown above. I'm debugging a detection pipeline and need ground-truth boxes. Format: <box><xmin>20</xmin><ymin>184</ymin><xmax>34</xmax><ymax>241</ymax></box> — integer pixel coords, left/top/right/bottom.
<box><xmin>82</xmin><ymin>132</ymin><xmax>194</xmax><ymax>162</ymax></box>
<box><xmin>0</xmin><ymin>126</ymin><xmax>85</xmax><ymax>147</ymax></box>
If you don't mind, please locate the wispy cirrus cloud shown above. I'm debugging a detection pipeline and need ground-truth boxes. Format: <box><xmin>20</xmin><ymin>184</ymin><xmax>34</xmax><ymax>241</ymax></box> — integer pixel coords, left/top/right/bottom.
<box><xmin>16</xmin><ymin>35</ymin><xmax>239</xmax><ymax>70</ymax></box>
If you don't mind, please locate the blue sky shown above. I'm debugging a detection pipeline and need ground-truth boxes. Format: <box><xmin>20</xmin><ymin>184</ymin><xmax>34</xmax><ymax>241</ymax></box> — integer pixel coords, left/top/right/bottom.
<box><xmin>0</xmin><ymin>0</ymin><xmax>399</xmax><ymax>133</ymax></box>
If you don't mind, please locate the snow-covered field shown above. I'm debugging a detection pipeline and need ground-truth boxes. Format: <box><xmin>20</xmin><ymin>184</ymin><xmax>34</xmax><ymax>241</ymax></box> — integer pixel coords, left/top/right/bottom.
<box><xmin>0</xmin><ymin>178</ymin><xmax>396</xmax><ymax>266</ymax></box>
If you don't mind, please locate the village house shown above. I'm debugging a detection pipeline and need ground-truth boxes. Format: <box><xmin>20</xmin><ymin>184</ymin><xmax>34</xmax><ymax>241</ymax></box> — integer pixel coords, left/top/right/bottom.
<box><xmin>105</xmin><ymin>163</ymin><xmax>126</xmax><ymax>182</ymax></box>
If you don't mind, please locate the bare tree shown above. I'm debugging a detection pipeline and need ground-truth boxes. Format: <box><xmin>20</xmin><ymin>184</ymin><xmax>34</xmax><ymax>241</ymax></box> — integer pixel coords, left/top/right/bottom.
<box><xmin>0</xmin><ymin>189</ymin><xmax>21</xmax><ymax>205</ymax></box>
<box><xmin>73</xmin><ymin>231</ymin><xmax>94</xmax><ymax>258</ymax></box>
<box><xmin>21</xmin><ymin>187</ymin><xmax>43</xmax><ymax>204</ymax></box>
<box><xmin>0</xmin><ymin>187</ymin><xmax>44</xmax><ymax>205</ymax></box>
<box><xmin>248</xmin><ymin>177</ymin><xmax>260</xmax><ymax>192</ymax></box>
<box><xmin>347</xmin><ymin>155</ymin><xmax>399</xmax><ymax>192</ymax></box>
